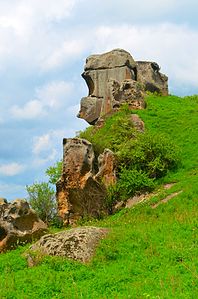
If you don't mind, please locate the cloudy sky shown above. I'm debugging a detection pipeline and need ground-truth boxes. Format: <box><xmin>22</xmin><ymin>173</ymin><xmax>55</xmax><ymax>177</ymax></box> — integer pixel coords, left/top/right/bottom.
<box><xmin>0</xmin><ymin>0</ymin><xmax>198</xmax><ymax>200</ymax></box>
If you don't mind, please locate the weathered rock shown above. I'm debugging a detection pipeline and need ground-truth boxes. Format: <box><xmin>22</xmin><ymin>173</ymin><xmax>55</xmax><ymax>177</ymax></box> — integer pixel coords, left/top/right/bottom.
<box><xmin>78</xmin><ymin>49</ymin><xmax>168</xmax><ymax>125</ymax></box>
<box><xmin>78</xmin><ymin>49</ymin><xmax>140</xmax><ymax>125</ymax></box>
<box><xmin>0</xmin><ymin>199</ymin><xmax>48</xmax><ymax>252</ymax></box>
<box><xmin>84</xmin><ymin>48</ymin><xmax>136</xmax><ymax>71</ymax></box>
<box><xmin>95</xmin><ymin>149</ymin><xmax>117</xmax><ymax>187</ymax></box>
<box><xmin>56</xmin><ymin>138</ymin><xmax>116</xmax><ymax>224</ymax></box>
<box><xmin>136</xmin><ymin>61</ymin><xmax>168</xmax><ymax>95</ymax></box>
<box><xmin>28</xmin><ymin>226</ymin><xmax>109</xmax><ymax>265</ymax></box>
<box><xmin>131</xmin><ymin>114</ymin><xmax>145</xmax><ymax>132</ymax></box>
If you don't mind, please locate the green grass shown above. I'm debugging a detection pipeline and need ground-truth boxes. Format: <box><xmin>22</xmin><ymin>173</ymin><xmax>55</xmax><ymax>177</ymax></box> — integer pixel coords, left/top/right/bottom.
<box><xmin>0</xmin><ymin>95</ymin><xmax>198</xmax><ymax>299</ymax></box>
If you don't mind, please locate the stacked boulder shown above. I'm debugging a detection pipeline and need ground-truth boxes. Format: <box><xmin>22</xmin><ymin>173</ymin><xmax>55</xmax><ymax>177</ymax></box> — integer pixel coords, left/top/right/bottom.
<box><xmin>57</xmin><ymin>49</ymin><xmax>169</xmax><ymax>224</ymax></box>
<box><xmin>78</xmin><ymin>49</ymin><xmax>168</xmax><ymax>125</ymax></box>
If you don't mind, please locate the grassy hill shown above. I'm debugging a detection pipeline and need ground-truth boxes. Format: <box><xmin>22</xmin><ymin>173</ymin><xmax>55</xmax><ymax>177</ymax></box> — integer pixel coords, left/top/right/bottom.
<box><xmin>0</xmin><ymin>94</ymin><xmax>198</xmax><ymax>299</ymax></box>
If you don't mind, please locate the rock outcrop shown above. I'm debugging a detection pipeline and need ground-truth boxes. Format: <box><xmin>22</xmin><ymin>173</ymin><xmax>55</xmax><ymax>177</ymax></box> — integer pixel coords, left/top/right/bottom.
<box><xmin>78</xmin><ymin>49</ymin><xmax>168</xmax><ymax>125</ymax></box>
<box><xmin>27</xmin><ymin>226</ymin><xmax>108</xmax><ymax>265</ymax></box>
<box><xmin>136</xmin><ymin>61</ymin><xmax>168</xmax><ymax>95</ymax></box>
<box><xmin>0</xmin><ymin>199</ymin><xmax>47</xmax><ymax>252</ymax></box>
<box><xmin>56</xmin><ymin>138</ymin><xmax>116</xmax><ymax>224</ymax></box>
<box><xmin>57</xmin><ymin>48</ymin><xmax>168</xmax><ymax>223</ymax></box>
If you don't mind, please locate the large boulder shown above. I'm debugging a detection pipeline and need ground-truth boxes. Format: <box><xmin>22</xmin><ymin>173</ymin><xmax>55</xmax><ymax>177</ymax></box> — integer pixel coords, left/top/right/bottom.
<box><xmin>78</xmin><ymin>49</ymin><xmax>168</xmax><ymax>125</ymax></box>
<box><xmin>0</xmin><ymin>199</ymin><xmax>48</xmax><ymax>252</ymax></box>
<box><xmin>78</xmin><ymin>49</ymin><xmax>141</xmax><ymax>125</ymax></box>
<box><xmin>56</xmin><ymin>138</ymin><xmax>116</xmax><ymax>224</ymax></box>
<box><xmin>27</xmin><ymin>226</ymin><xmax>109</xmax><ymax>265</ymax></box>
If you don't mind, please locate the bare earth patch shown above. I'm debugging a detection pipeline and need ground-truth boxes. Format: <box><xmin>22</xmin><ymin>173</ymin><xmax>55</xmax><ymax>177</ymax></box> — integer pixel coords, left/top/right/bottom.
<box><xmin>151</xmin><ymin>190</ymin><xmax>183</xmax><ymax>209</ymax></box>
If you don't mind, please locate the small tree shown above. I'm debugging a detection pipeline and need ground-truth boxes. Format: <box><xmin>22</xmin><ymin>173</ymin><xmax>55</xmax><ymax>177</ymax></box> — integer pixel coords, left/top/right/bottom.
<box><xmin>45</xmin><ymin>160</ymin><xmax>62</xmax><ymax>185</ymax></box>
<box><xmin>26</xmin><ymin>182</ymin><xmax>56</xmax><ymax>224</ymax></box>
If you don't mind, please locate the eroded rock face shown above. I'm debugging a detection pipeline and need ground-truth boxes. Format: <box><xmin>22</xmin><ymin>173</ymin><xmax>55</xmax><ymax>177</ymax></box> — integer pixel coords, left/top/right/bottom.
<box><xmin>136</xmin><ymin>61</ymin><xmax>168</xmax><ymax>95</ymax></box>
<box><xmin>28</xmin><ymin>226</ymin><xmax>108</xmax><ymax>265</ymax></box>
<box><xmin>0</xmin><ymin>199</ymin><xmax>47</xmax><ymax>252</ymax></box>
<box><xmin>78</xmin><ymin>49</ymin><xmax>168</xmax><ymax>124</ymax></box>
<box><xmin>56</xmin><ymin>138</ymin><xmax>116</xmax><ymax>224</ymax></box>
<box><xmin>95</xmin><ymin>149</ymin><xmax>117</xmax><ymax>187</ymax></box>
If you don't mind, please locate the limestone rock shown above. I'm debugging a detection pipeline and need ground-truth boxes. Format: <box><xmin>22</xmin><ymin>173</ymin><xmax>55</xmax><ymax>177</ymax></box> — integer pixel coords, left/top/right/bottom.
<box><xmin>95</xmin><ymin>149</ymin><xmax>117</xmax><ymax>187</ymax></box>
<box><xmin>78</xmin><ymin>49</ymin><xmax>139</xmax><ymax>125</ymax></box>
<box><xmin>85</xmin><ymin>48</ymin><xmax>136</xmax><ymax>70</ymax></box>
<box><xmin>0</xmin><ymin>199</ymin><xmax>48</xmax><ymax>252</ymax></box>
<box><xmin>136</xmin><ymin>61</ymin><xmax>168</xmax><ymax>95</ymax></box>
<box><xmin>56</xmin><ymin>138</ymin><xmax>116</xmax><ymax>224</ymax></box>
<box><xmin>78</xmin><ymin>49</ymin><xmax>168</xmax><ymax>125</ymax></box>
<box><xmin>28</xmin><ymin>226</ymin><xmax>109</xmax><ymax>265</ymax></box>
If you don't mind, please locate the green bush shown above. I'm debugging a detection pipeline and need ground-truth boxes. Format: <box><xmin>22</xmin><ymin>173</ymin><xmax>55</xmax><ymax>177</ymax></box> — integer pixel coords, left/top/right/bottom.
<box><xmin>45</xmin><ymin>160</ymin><xmax>62</xmax><ymax>185</ymax></box>
<box><xmin>26</xmin><ymin>182</ymin><xmax>56</xmax><ymax>224</ymax></box>
<box><xmin>116</xmin><ymin>168</ymin><xmax>155</xmax><ymax>200</ymax></box>
<box><xmin>79</xmin><ymin>106</ymin><xmax>180</xmax><ymax>206</ymax></box>
<box><xmin>106</xmin><ymin>169</ymin><xmax>155</xmax><ymax>210</ymax></box>
<box><xmin>78</xmin><ymin>108</ymin><xmax>137</xmax><ymax>156</ymax></box>
<box><xmin>117</xmin><ymin>132</ymin><xmax>180</xmax><ymax>179</ymax></box>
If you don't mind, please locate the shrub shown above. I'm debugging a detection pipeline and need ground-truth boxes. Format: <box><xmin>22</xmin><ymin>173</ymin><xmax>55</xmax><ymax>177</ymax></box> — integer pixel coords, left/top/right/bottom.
<box><xmin>26</xmin><ymin>182</ymin><xmax>56</xmax><ymax>224</ymax></box>
<box><xmin>116</xmin><ymin>168</ymin><xmax>155</xmax><ymax>200</ymax></box>
<box><xmin>78</xmin><ymin>108</ymin><xmax>137</xmax><ymax>155</ymax></box>
<box><xmin>106</xmin><ymin>169</ymin><xmax>155</xmax><ymax>211</ymax></box>
<box><xmin>117</xmin><ymin>132</ymin><xmax>180</xmax><ymax>179</ymax></box>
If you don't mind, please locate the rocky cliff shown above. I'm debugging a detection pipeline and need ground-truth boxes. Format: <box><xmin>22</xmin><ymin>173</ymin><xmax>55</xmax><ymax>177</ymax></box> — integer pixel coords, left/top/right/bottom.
<box><xmin>78</xmin><ymin>49</ymin><xmax>168</xmax><ymax>125</ymax></box>
<box><xmin>57</xmin><ymin>49</ymin><xmax>169</xmax><ymax>224</ymax></box>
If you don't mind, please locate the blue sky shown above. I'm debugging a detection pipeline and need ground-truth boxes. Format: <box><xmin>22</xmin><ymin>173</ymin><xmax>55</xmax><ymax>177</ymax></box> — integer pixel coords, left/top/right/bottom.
<box><xmin>0</xmin><ymin>0</ymin><xmax>198</xmax><ymax>200</ymax></box>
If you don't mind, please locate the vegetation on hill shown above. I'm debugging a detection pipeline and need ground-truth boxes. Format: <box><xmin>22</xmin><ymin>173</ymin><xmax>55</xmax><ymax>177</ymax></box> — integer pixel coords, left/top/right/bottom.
<box><xmin>0</xmin><ymin>94</ymin><xmax>198</xmax><ymax>298</ymax></box>
<box><xmin>79</xmin><ymin>102</ymin><xmax>180</xmax><ymax>208</ymax></box>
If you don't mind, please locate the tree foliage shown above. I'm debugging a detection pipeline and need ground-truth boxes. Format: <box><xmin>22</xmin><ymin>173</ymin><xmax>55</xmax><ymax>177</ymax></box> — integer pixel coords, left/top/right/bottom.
<box><xmin>45</xmin><ymin>160</ymin><xmax>62</xmax><ymax>185</ymax></box>
<box><xmin>26</xmin><ymin>182</ymin><xmax>56</xmax><ymax>224</ymax></box>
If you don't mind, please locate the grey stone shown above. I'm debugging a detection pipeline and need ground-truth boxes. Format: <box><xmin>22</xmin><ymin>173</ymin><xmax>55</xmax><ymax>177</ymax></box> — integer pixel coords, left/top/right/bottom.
<box><xmin>78</xmin><ymin>49</ymin><xmax>168</xmax><ymax>125</ymax></box>
<box><xmin>28</xmin><ymin>226</ymin><xmax>109</xmax><ymax>264</ymax></box>
<box><xmin>85</xmin><ymin>48</ymin><xmax>136</xmax><ymax>70</ymax></box>
<box><xmin>0</xmin><ymin>199</ymin><xmax>48</xmax><ymax>252</ymax></box>
<box><xmin>136</xmin><ymin>61</ymin><xmax>168</xmax><ymax>95</ymax></box>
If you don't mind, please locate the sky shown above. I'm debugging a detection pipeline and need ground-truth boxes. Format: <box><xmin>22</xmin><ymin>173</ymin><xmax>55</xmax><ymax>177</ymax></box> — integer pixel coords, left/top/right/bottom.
<box><xmin>0</xmin><ymin>0</ymin><xmax>198</xmax><ymax>200</ymax></box>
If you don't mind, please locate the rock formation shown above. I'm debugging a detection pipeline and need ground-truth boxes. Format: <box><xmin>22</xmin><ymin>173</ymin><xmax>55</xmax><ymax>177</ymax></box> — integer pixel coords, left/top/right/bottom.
<box><xmin>27</xmin><ymin>226</ymin><xmax>108</xmax><ymax>265</ymax></box>
<box><xmin>0</xmin><ymin>199</ymin><xmax>47</xmax><ymax>252</ymax></box>
<box><xmin>57</xmin><ymin>48</ymin><xmax>168</xmax><ymax>223</ymax></box>
<box><xmin>78</xmin><ymin>49</ymin><xmax>168</xmax><ymax>125</ymax></box>
<box><xmin>136</xmin><ymin>61</ymin><xmax>168</xmax><ymax>95</ymax></box>
<box><xmin>56</xmin><ymin>138</ymin><xmax>116</xmax><ymax>224</ymax></box>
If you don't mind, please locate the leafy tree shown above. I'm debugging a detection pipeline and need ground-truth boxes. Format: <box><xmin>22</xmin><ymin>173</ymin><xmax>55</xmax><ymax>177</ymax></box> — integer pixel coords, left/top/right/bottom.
<box><xmin>45</xmin><ymin>160</ymin><xmax>62</xmax><ymax>185</ymax></box>
<box><xmin>26</xmin><ymin>182</ymin><xmax>56</xmax><ymax>224</ymax></box>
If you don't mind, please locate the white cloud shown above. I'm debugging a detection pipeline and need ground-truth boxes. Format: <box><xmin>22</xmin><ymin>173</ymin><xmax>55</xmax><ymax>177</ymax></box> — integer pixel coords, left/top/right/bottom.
<box><xmin>10</xmin><ymin>100</ymin><xmax>44</xmax><ymax>119</ymax></box>
<box><xmin>10</xmin><ymin>80</ymin><xmax>74</xmax><ymax>120</ymax></box>
<box><xmin>32</xmin><ymin>134</ymin><xmax>51</xmax><ymax>155</ymax></box>
<box><xmin>91</xmin><ymin>23</ymin><xmax>198</xmax><ymax>92</ymax></box>
<box><xmin>32</xmin><ymin>130</ymin><xmax>66</xmax><ymax>167</ymax></box>
<box><xmin>32</xmin><ymin>149</ymin><xmax>58</xmax><ymax>168</ymax></box>
<box><xmin>0</xmin><ymin>163</ymin><xmax>26</xmax><ymax>176</ymax></box>
<box><xmin>42</xmin><ymin>39</ymin><xmax>86</xmax><ymax>70</ymax></box>
<box><xmin>0</xmin><ymin>0</ymin><xmax>81</xmax><ymax>69</ymax></box>
<box><xmin>36</xmin><ymin>81</ymin><xmax>73</xmax><ymax>108</ymax></box>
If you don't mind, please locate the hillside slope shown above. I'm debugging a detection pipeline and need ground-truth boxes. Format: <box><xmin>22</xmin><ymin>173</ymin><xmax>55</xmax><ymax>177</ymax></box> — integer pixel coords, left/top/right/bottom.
<box><xmin>0</xmin><ymin>95</ymin><xmax>198</xmax><ymax>299</ymax></box>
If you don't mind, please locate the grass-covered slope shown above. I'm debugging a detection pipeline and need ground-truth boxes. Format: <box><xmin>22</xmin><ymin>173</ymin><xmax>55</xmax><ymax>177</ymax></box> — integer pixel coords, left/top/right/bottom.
<box><xmin>0</xmin><ymin>95</ymin><xmax>198</xmax><ymax>299</ymax></box>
